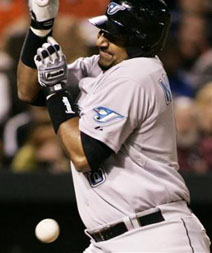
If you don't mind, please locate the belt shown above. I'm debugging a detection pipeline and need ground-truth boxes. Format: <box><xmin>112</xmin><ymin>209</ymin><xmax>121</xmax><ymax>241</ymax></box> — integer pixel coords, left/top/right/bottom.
<box><xmin>89</xmin><ymin>210</ymin><xmax>164</xmax><ymax>242</ymax></box>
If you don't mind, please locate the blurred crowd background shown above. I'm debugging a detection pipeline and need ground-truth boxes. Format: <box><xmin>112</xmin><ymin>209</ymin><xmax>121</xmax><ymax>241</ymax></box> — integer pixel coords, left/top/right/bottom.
<box><xmin>0</xmin><ymin>0</ymin><xmax>211</xmax><ymax>175</ymax></box>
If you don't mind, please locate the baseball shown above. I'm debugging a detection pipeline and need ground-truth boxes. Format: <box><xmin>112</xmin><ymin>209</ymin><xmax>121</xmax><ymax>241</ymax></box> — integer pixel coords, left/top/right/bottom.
<box><xmin>35</xmin><ymin>218</ymin><xmax>60</xmax><ymax>243</ymax></box>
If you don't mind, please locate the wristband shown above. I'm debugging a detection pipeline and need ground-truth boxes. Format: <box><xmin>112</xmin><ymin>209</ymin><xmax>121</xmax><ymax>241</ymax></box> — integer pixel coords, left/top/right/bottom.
<box><xmin>46</xmin><ymin>90</ymin><xmax>79</xmax><ymax>133</ymax></box>
<box><xmin>30</xmin><ymin>17</ymin><xmax>55</xmax><ymax>30</ymax></box>
<box><xmin>21</xmin><ymin>28</ymin><xmax>52</xmax><ymax>68</ymax></box>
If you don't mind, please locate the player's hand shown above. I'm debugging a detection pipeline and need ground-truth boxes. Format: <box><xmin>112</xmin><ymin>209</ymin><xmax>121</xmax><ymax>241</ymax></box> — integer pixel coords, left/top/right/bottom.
<box><xmin>34</xmin><ymin>36</ymin><xmax>68</xmax><ymax>96</ymax></box>
<box><xmin>29</xmin><ymin>0</ymin><xmax>59</xmax><ymax>30</ymax></box>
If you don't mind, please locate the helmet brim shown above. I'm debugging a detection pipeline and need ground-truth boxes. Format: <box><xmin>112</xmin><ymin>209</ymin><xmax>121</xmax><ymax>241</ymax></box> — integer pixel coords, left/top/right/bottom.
<box><xmin>89</xmin><ymin>15</ymin><xmax>125</xmax><ymax>35</ymax></box>
<box><xmin>88</xmin><ymin>15</ymin><xmax>108</xmax><ymax>29</ymax></box>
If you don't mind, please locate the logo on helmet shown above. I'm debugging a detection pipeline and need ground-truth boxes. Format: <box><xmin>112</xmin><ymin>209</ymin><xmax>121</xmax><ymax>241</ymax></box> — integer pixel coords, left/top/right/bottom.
<box><xmin>107</xmin><ymin>2</ymin><xmax>126</xmax><ymax>15</ymax></box>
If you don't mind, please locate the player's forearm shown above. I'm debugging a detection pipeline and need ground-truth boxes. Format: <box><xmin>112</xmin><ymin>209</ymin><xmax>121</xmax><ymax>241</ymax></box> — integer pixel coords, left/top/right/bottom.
<box><xmin>58</xmin><ymin>118</ymin><xmax>91</xmax><ymax>173</ymax></box>
<box><xmin>32</xmin><ymin>37</ymin><xmax>90</xmax><ymax>173</ymax></box>
<box><xmin>17</xmin><ymin>60</ymin><xmax>40</xmax><ymax>103</ymax></box>
<box><xmin>17</xmin><ymin>0</ymin><xmax>59</xmax><ymax>103</ymax></box>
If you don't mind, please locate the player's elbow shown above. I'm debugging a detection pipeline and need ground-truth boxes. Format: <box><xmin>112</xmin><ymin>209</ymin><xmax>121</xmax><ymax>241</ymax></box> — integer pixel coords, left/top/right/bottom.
<box><xmin>17</xmin><ymin>88</ymin><xmax>34</xmax><ymax>104</ymax></box>
<box><xmin>73</xmin><ymin>162</ymin><xmax>91</xmax><ymax>173</ymax></box>
<box><xmin>71</xmin><ymin>155</ymin><xmax>91</xmax><ymax>173</ymax></box>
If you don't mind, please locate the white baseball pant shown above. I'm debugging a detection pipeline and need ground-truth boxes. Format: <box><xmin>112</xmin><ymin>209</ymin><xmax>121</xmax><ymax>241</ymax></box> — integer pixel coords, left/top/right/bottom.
<box><xmin>83</xmin><ymin>201</ymin><xmax>211</xmax><ymax>252</ymax></box>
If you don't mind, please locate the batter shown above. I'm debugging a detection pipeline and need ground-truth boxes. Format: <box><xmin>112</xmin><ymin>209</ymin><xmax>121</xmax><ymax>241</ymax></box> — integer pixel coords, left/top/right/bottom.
<box><xmin>17</xmin><ymin>0</ymin><xmax>211</xmax><ymax>252</ymax></box>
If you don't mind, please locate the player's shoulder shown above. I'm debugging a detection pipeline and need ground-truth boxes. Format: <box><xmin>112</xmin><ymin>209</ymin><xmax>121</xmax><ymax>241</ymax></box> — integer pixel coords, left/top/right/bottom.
<box><xmin>109</xmin><ymin>56</ymin><xmax>163</xmax><ymax>82</ymax></box>
<box><xmin>82</xmin><ymin>54</ymin><xmax>100</xmax><ymax>66</ymax></box>
<box><xmin>68</xmin><ymin>54</ymin><xmax>99</xmax><ymax>66</ymax></box>
<box><xmin>111</xmin><ymin>57</ymin><xmax>163</xmax><ymax>77</ymax></box>
<box><xmin>68</xmin><ymin>54</ymin><xmax>101</xmax><ymax>76</ymax></box>
<box><xmin>104</xmin><ymin>57</ymin><xmax>163</xmax><ymax>92</ymax></box>
<box><xmin>123</xmin><ymin>56</ymin><xmax>163</xmax><ymax>75</ymax></box>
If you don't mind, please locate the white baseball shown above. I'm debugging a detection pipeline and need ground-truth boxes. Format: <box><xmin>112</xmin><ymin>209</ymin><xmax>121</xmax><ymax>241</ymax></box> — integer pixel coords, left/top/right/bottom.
<box><xmin>35</xmin><ymin>0</ymin><xmax>50</xmax><ymax>7</ymax></box>
<box><xmin>35</xmin><ymin>218</ymin><xmax>60</xmax><ymax>243</ymax></box>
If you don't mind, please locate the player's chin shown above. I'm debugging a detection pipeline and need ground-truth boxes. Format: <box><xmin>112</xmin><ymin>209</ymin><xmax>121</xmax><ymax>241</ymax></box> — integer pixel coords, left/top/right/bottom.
<box><xmin>98</xmin><ymin>58</ymin><xmax>115</xmax><ymax>71</ymax></box>
<box><xmin>98</xmin><ymin>61</ymin><xmax>111</xmax><ymax>71</ymax></box>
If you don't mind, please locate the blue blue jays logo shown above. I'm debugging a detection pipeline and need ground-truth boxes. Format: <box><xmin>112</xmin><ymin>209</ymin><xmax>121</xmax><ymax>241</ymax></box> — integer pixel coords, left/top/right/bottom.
<box><xmin>159</xmin><ymin>74</ymin><xmax>172</xmax><ymax>105</ymax></box>
<box><xmin>93</xmin><ymin>106</ymin><xmax>124</xmax><ymax>123</ymax></box>
<box><xmin>107</xmin><ymin>2</ymin><xmax>126</xmax><ymax>15</ymax></box>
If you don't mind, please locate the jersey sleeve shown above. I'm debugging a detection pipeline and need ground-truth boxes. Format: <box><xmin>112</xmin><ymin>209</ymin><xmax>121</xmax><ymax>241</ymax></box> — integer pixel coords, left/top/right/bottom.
<box><xmin>79</xmin><ymin>77</ymin><xmax>146</xmax><ymax>153</ymax></box>
<box><xmin>66</xmin><ymin>55</ymin><xmax>101</xmax><ymax>100</ymax></box>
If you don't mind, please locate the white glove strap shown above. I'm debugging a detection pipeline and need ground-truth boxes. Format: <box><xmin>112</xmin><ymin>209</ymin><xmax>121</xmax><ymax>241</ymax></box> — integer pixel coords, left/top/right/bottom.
<box><xmin>31</xmin><ymin>27</ymin><xmax>52</xmax><ymax>37</ymax></box>
<box><xmin>29</xmin><ymin>0</ymin><xmax>59</xmax><ymax>30</ymax></box>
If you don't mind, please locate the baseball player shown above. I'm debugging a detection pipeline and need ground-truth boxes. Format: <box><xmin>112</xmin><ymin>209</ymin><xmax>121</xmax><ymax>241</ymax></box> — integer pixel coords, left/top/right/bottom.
<box><xmin>17</xmin><ymin>0</ymin><xmax>211</xmax><ymax>252</ymax></box>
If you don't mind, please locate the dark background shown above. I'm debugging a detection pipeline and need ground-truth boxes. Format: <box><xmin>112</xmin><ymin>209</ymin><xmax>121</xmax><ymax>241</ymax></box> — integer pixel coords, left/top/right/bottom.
<box><xmin>0</xmin><ymin>172</ymin><xmax>211</xmax><ymax>253</ymax></box>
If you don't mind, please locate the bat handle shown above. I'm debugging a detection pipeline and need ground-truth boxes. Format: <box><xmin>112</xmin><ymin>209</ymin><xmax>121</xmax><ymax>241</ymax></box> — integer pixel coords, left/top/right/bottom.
<box><xmin>35</xmin><ymin>0</ymin><xmax>50</xmax><ymax>7</ymax></box>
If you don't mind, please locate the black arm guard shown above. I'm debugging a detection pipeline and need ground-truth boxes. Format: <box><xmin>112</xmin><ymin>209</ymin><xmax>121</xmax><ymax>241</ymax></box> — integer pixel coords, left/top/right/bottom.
<box><xmin>81</xmin><ymin>132</ymin><xmax>114</xmax><ymax>171</ymax></box>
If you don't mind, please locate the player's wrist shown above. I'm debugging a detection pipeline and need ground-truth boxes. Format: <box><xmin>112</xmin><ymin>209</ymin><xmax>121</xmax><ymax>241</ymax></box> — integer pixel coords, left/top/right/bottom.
<box><xmin>21</xmin><ymin>28</ymin><xmax>52</xmax><ymax>68</ymax></box>
<box><xmin>28</xmin><ymin>0</ymin><xmax>59</xmax><ymax>31</ymax></box>
<box><xmin>30</xmin><ymin>12</ymin><xmax>54</xmax><ymax>37</ymax></box>
<box><xmin>30</xmin><ymin>15</ymin><xmax>55</xmax><ymax>31</ymax></box>
<box><xmin>46</xmin><ymin>89</ymin><xmax>79</xmax><ymax>133</ymax></box>
<box><xmin>42</xmin><ymin>82</ymin><xmax>66</xmax><ymax>98</ymax></box>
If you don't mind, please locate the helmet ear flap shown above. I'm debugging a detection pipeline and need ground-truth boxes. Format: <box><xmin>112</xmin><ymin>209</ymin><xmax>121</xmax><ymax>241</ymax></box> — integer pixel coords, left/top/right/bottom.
<box><xmin>126</xmin><ymin>32</ymin><xmax>152</xmax><ymax>58</ymax></box>
<box><xmin>126</xmin><ymin>46</ymin><xmax>145</xmax><ymax>58</ymax></box>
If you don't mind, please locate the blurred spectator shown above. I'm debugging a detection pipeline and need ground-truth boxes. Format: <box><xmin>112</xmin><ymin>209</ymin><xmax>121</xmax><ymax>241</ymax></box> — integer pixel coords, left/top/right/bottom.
<box><xmin>11</xmin><ymin>122</ymin><xmax>70</xmax><ymax>174</ymax></box>
<box><xmin>177</xmin><ymin>14</ymin><xmax>212</xmax><ymax>90</ymax></box>
<box><xmin>161</xmin><ymin>38</ymin><xmax>195</xmax><ymax>98</ymax></box>
<box><xmin>0</xmin><ymin>29</ymin><xmax>30</xmax><ymax>168</ymax></box>
<box><xmin>174</xmin><ymin>96</ymin><xmax>208</xmax><ymax>173</ymax></box>
<box><xmin>53</xmin><ymin>15</ymin><xmax>93</xmax><ymax>63</ymax></box>
<box><xmin>3</xmin><ymin>107</ymin><xmax>48</xmax><ymax>165</ymax></box>
<box><xmin>174</xmin><ymin>97</ymin><xmax>199</xmax><ymax>149</ymax></box>
<box><xmin>175</xmin><ymin>82</ymin><xmax>212</xmax><ymax>174</ymax></box>
<box><xmin>0</xmin><ymin>29</ymin><xmax>28</xmax><ymax>160</ymax></box>
<box><xmin>0</xmin><ymin>30</ymin><xmax>27</xmax><ymax>168</ymax></box>
<box><xmin>0</xmin><ymin>140</ymin><xmax>3</xmax><ymax>166</ymax></box>
<box><xmin>3</xmin><ymin>30</ymin><xmax>28</xmax><ymax>115</ymax></box>
<box><xmin>177</xmin><ymin>14</ymin><xmax>209</xmax><ymax>70</ymax></box>
<box><xmin>3</xmin><ymin>108</ymin><xmax>33</xmax><ymax>165</ymax></box>
<box><xmin>3</xmin><ymin>106</ymin><xmax>69</xmax><ymax>173</ymax></box>
<box><xmin>195</xmin><ymin>82</ymin><xmax>212</xmax><ymax>136</ymax></box>
<box><xmin>195</xmin><ymin>82</ymin><xmax>212</xmax><ymax>171</ymax></box>
<box><xmin>177</xmin><ymin>0</ymin><xmax>212</xmax><ymax>15</ymax></box>
<box><xmin>0</xmin><ymin>74</ymin><xmax>10</xmax><ymax>122</ymax></box>
<box><xmin>0</xmin><ymin>66</ymin><xmax>11</xmax><ymax>130</ymax></box>
<box><xmin>189</xmin><ymin>44</ymin><xmax>212</xmax><ymax>90</ymax></box>
<box><xmin>162</xmin><ymin>12</ymin><xmax>212</xmax><ymax>98</ymax></box>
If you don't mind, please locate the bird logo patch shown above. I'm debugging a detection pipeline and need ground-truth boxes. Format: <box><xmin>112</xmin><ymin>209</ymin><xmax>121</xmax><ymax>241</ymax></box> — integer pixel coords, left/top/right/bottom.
<box><xmin>107</xmin><ymin>2</ymin><xmax>126</xmax><ymax>15</ymax></box>
<box><xmin>93</xmin><ymin>106</ymin><xmax>124</xmax><ymax>123</ymax></box>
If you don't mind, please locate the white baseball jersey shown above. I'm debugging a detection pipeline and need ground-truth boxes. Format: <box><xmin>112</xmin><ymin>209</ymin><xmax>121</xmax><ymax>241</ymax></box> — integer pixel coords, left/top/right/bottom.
<box><xmin>67</xmin><ymin>55</ymin><xmax>190</xmax><ymax>230</ymax></box>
